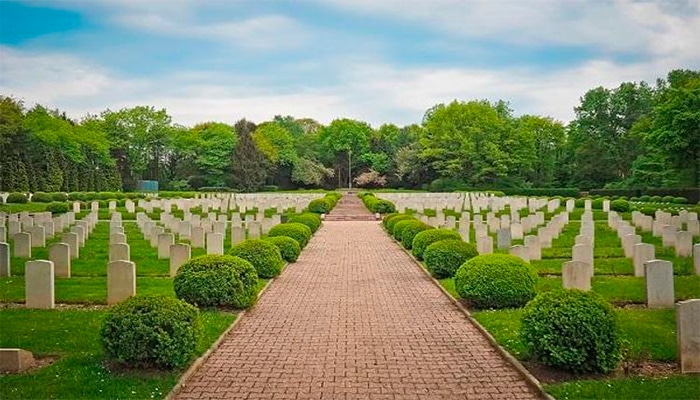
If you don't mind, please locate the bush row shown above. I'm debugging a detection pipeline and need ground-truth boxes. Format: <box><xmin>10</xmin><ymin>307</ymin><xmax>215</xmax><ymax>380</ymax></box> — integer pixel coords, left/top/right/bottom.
<box><xmin>358</xmin><ymin>192</ymin><xmax>396</xmax><ymax>214</ymax></box>
<box><xmin>589</xmin><ymin>188</ymin><xmax>698</xmax><ymax>203</ymax></box>
<box><xmin>308</xmin><ymin>192</ymin><xmax>342</xmax><ymax>214</ymax></box>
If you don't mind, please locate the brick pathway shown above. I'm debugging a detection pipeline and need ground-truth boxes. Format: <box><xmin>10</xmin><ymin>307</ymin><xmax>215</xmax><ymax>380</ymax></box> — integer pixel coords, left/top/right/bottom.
<box><xmin>174</xmin><ymin>219</ymin><xmax>541</xmax><ymax>399</ymax></box>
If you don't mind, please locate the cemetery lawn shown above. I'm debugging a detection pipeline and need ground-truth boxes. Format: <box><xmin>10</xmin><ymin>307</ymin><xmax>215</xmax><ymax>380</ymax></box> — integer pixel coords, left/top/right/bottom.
<box><xmin>0</xmin><ymin>308</ymin><xmax>236</xmax><ymax>400</ymax></box>
<box><xmin>544</xmin><ymin>375</ymin><xmax>700</xmax><ymax>400</ymax></box>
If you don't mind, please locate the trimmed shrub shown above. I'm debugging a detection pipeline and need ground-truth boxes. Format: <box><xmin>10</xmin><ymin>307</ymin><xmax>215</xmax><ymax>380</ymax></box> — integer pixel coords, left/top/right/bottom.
<box><xmin>308</xmin><ymin>198</ymin><xmax>332</xmax><ymax>214</ymax></box>
<box><xmin>424</xmin><ymin>239</ymin><xmax>478</xmax><ymax>279</ymax></box>
<box><xmin>0</xmin><ymin>196</ymin><xmax>3</xmax><ymax>204</ymax></box>
<box><xmin>31</xmin><ymin>192</ymin><xmax>53</xmax><ymax>203</ymax></box>
<box><xmin>649</xmin><ymin>195</ymin><xmax>662</xmax><ymax>202</ymax></box>
<box><xmin>673</xmin><ymin>197</ymin><xmax>688</xmax><ymax>204</ymax></box>
<box><xmin>454</xmin><ymin>254</ymin><xmax>538</xmax><ymax>309</ymax></box>
<box><xmin>591</xmin><ymin>198</ymin><xmax>603</xmax><ymax>210</ymax></box>
<box><xmin>50</xmin><ymin>192</ymin><xmax>69</xmax><ymax>201</ymax></box>
<box><xmin>574</xmin><ymin>198</ymin><xmax>585</xmax><ymax>208</ymax></box>
<box><xmin>101</xmin><ymin>296</ymin><xmax>200</xmax><ymax>369</ymax></box>
<box><xmin>174</xmin><ymin>255</ymin><xmax>258</xmax><ymax>308</ymax></box>
<box><xmin>521</xmin><ymin>290</ymin><xmax>621</xmax><ymax>373</ymax></box>
<box><xmin>268</xmin><ymin>223</ymin><xmax>312</xmax><ymax>248</ymax></box>
<box><xmin>287</xmin><ymin>213</ymin><xmax>322</xmax><ymax>233</ymax></box>
<box><xmin>68</xmin><ymin>192</ymin><xmax>86</xmax><ymax>201</ymax></box>
<box><xmin>6</xmin><ymin>193</ymin><xmax>28</xmax><ymax>204</ymax></box>
<box><xmin>610</xmin><ymin>199</ymin><xmax>630</xmax><ymax>212</ymax></box>
<box><xmin>661</xmin><ymin>195</ymin><xmax>674</xmax><ymax>203</ymax></box>
<box><xmin>400</xmin><ymin>220</ymin><xmax>432</xmax><ymax>249</ymax></box>
<box><xmin>385</xmin><ymin>214</ymin><xmax>414</xmax><ymax>235</ymax></box>
<box><xmin>229</xmin><ymin>239</ymin><xmax>284</xmax><ymax>278</ymax></box>
<box><xmin>46</xmin><ymin>202</ymin><xmax>70</xmax><ymax>214</ymax></box>
<box><xmin>264</xmin><ymin>236</ymin><xmax>301</xmax><ymax>263</ymax></box>
<box><xmin>382</xmin><ymin>212</ymin><xmax>400</xmax><ymax>227</ymax></box>
<box><xmin>639</xmin><ymin>195</ymin><xmax>651</xmax><ymax>202</ymax></box>
<box><xmin>411</xmin><ymin>229</ymin><xmax>460</xmax><ymax>260</ymax></box>
<box><xmin>260</xmin><ymin>185</ymin><xmax>278</xmax><ymax>192</ymax></box>
<box><xmin>640</xmin><ymin>207</ymin><xmax>656</xmax><ymax>216</ymax></box>
<box><xmin>359</xmin><ymin>193</ymin><xmax>396</xmax><ymax>214</ymax></box>
<box><xmin>392</xmin><ymin>218</ymin><xmax>418</xmax><ymax>241</ymax></box>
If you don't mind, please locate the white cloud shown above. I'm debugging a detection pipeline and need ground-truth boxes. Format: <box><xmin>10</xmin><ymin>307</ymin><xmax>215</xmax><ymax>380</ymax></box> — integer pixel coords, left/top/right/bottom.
<box><xmin>0</xmin><ymin>46</ymin><xmax>691</xmax><ymax>128</ymax></box>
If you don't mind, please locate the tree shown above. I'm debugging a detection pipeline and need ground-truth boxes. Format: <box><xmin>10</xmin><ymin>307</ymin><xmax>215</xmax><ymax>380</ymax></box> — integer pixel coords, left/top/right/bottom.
<box><xmin>229</xmin><ymin>119</ymin><xmax>269</xmax><ymax>192</ymax></box>
<box><xmin>318</xmin><ymin>118</ymin><xmax>372</xmax><ymax>188</ymax></box>
<box><xmin>190</xmin><ymin>122</ymin><xmax>237</xmax><ymax>187</ymax></box>
<box><xmin>514</xmin><ymin>115</ymin><xmax>566</xmax><ymax>187</ymax></box>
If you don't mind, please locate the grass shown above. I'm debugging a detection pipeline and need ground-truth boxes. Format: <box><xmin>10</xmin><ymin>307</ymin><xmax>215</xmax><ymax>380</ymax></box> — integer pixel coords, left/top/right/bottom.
<box><xmin>544</xmin><ymin>375</ymin><xmax>700</xmax><ymax>400</ymax></box>
<box><xmin>0</xmin><ymin>308</ymin><xmax>235</xmax><ymax>400</ymax></box>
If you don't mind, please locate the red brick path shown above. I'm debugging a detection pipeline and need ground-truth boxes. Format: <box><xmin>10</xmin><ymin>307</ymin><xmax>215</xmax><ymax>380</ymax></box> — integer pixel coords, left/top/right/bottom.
<box><xmin>174</xmin><ymin>220</ymin><xmax>541</xmax><ymax>399</ymax></box>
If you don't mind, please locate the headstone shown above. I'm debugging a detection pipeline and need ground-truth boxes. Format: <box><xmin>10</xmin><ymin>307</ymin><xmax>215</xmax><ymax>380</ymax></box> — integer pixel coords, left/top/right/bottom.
<box><xmin>157</xmin><ymin>233</ymin><xmax>174</xmax><ymax>259</ymax></box>
<box><xmin>170</xmin><ymin>243</ymin><xmax>190</xmax><ymax>277</ymax></box>
<box><xmin>676</xmin><ymin>299</ymin><xmax>700</xmax><ymax>373</ymax></box>
<box><xmin>107</xmin><ymin>260</ymin><xmax>136</xmax><ymax>305</ymax></box>
<box><xmin>109</xmin><ymin>233</ymin><xmax>127</xmax><ymax>245</ymax></box>
<box><xmin>524</xmin><ymin>235</ymin><xmax>541</xmax><ymax>261</ymax></box>
<box><xmin>509</xmin><ymin>245</ymin><xmax>530</xmax><ymax>262</ymax></box>
<box><xmin>694</xmin><ymin>244</ymin><xmax>700</xmax><ymax>275</ymax></box>
<box><xmin>602</xmin><ymin>200</ymin><xmax>610</xmax><ymax>212</ymax></box>
<box><xmin>496</xmin><ymin>228</ymin><xmax>511</xmax><ymax>249</ymax></box>
<box><xmin>61</xmin><ymin>232</ymin><xmax>79</xmax><ymax>259</ymax></box>
<box><xmin>476</xmin><ymin>236</ymin><xmax>493</xmax><ymax>255</ymax></box>
<box><xmin>0</xmin><ymin>227</ymin><xmax>5</xmax><ymax>243</ymax></box>
<box><xmin>562</xmin><ymin>261</ymin><xmax>591</xmax><ymax>291</ymax></box>
<box><xmin>662</xmin><ymin>225</ymin><xmax>677</xmax><ymax>247</ymax></box>
<box><xmin>109</xmin><ymin>243</ymin><xmax>130</xmax><ymax>262</ymax></box>
<box><xmin>49</xmin><ymin>243</ymin><xmax>71</xmax><ymax>278</ymax></box>
<box><xmin>674</xmin><ymin>231</ymin><xmax>693</xmax><ymax>257</ymax></box>
<box><xmin>28</xmin><ymin>226</ymin><xmax>45</xmax><ymax>248</ymax></box>
<box><xmin>231</xmin><ymin>226</ymin><xmax>245</xmax><ymax>246</ymax></box>
<box><xmin>644</xmin><ymin>259</ymin><xmax>675</xmax><ymax>309</ymax></box>
<box><xmin>0</xmin><ymin>242</ymin><xmax>10</xmax><ymax>277</ymax></box>
<box><xmin>622</xmin><ymin>234</ymin><xmax>642</xmax><ymax>258</ymax></box>
<box><xmin>25</xmin><ymin>260</ymin><xmax>54</xmax><ymax>309</ymax></box>
<box><xmin>207</xmin><ymin>232</ymin><xmax>224</xmax><ymax>255</ymax></box>
<box><xmin>190</xmin><ymin>226</ymin><xmax>205</xmax><ymax>248</ymax></box>
<box><xmin>632</xmin><ymin>243</ymin><xmax>655</xmax><ymax>277</ymax></box>
<box><xmin>248</xmin><ymin>222</ymin><xmax>261</xmax><ymax>239</ymax></box>
<box><xmin>13</xmin><ymin>232</ymin><xmax>31</xmax><ymax>258</ymax></box>
<box><xmin>572</xmin><ymin>243</ymin><xmax>594</xmax><ymax>277</ymax></box>
<box><xmin>150</xmin><ymin>226</ymin><xmax>164</xmax><ymax>247</ymax></box>
<box><xmin>510</xmin><ymin>222</ymin><xmax>523</xmax><ymax>240</ymax></box>
<box><xmin>71</xmin><ymin>225</ymin><xmax>85</xmax><ymax>247</ymax></box>
<box><xmin>0</xmin><ymin>349</ymin><xmax>35</xmax><ymax>373</ymax></box>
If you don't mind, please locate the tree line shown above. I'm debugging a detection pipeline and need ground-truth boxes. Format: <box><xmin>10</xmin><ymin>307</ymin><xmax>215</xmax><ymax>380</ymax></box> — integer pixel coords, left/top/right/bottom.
<box><xmin>0</xmin><ymin>69</ymin><xmax>697</xmax><ymax>193</ymax></box>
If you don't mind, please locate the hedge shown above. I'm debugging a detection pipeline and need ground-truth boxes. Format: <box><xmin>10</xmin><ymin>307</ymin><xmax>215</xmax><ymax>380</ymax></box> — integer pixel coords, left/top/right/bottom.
<box><xmin>287</xmin><ymin>213</ymin><xmax>322</xmax><ymax>233</ymax></box>
<box><xmin>411</xmin><ymin>229</ymin><xmax>460</xmax><ymax>260</ymax></box>
<box><xmin>359</xmin><ymin>192</ymin><xmax>396</xmax><ymax>214</ymax></box>
<box><xmin>263</xmin><ymin>236</ymin><xmax>301</xmax><ymax>263</ymax></box>
<box><xmin>268</xmin><ymin>223</ymin><xmax>312</xmax><ymax>248</ymax></box>
<box><xmin>173</xmin><ymin>255</ymin><xmax>258</xmax><ymax>308</ymax></box>
<box><xmin>229</xmin><ymin>239</ymin><xmax>285</xmax><ymax>278</ymax></box>
<box><xmin>424</xmin><ymin>239</ymin><xmax>478</xmax><ymax>279</ymax></box>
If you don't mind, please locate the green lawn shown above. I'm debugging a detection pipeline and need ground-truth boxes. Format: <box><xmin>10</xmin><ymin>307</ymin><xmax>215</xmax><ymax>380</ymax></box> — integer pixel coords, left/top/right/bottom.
<box><xmin>0</xmin><ymin>308</ymin><xmax>235</xmax><ymax>400</ymax></box>
<box><xmin>545</xmin><ymin>375</ymin><xmax>700</xmax><ymax>400</ymax></box>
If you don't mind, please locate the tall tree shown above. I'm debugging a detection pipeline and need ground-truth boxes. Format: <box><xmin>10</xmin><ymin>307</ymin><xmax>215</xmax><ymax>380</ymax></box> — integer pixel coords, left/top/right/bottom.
<box><xmin>229</xmin><ymin>119</ymin><xmax>269</xmax><ymax>192</ymax></box>
<box><xmin>318</xmin><ymin>118</ymin><xmax>372</xmax><ymax>188</ymax></box>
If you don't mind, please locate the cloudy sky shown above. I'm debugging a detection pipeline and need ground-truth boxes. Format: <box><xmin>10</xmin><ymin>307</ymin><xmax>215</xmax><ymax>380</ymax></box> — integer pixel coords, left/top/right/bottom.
<box><xmin>1</xmin><ymin>0</ymin><xmax>699</xmax><ymax>127</ymax></box>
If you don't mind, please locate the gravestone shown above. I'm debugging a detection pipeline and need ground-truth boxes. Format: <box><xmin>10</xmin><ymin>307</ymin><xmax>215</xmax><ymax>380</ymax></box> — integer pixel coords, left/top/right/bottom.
<box><xmin>662</xmin><ymin>225</ymin><xmax>676</xmax><ymax>247</ymax></box>
<box><xmin>510</xmin><ymin>222</ymin><xmax>523</xmax><ymax>240</ymax></box>
<box><xmin>632</xmin><ymin>243</ymin><xmax>655</xmax><ymax>277</ymax></box>
<box><xmin>694</xmin><ymin>244</ymin><xmax>700</xmax><ymax>275</ymax></box>
<box><xmin>0</xmin><ymin>227</ymin><xmax>5</xmax><ymax>243</ymax></box>
<box><xmin>170</xmin><ymin>243</ymin><xmax>190</xmax><ymax>277</ymax></box>
<box><xmin>0</xmin><ymin>242</ymin><xmax>10</xmax><ymax>276</ymax></box>
<box><xmin>49</xmin><ymin>243</ymin><xmax>71</xmax><ymax>278</ymax></box>
<box><xmin>149</xmin><ymin>227</ymin><xmax>164</xmax><ymax>248</ymax></box>
<box><xmin>109</xmin><ymin>233</ymin><xmax>127</xmax><ymax>245</ymax></box>
<box><xmin>157</xmin><ymin>233</ymin><xmax>175</xmax><ymax>259</ymax></box>
<box><xmin>496</xmin><ymin>228</ymin><xmax>511</xmax><ymax>249</ymax></box>
<box><xmin>13</xmin><ymin>233</ymin><xmax>31</xmax><ymax>258</ymax></box>
<box><xmin>572</xmin><ymin>243</ymin><xmax>593</xmax><ymax>277</ymax></box>
<box><xmin>231</xmin><ymin>226</ymin><xmax>245</xmax><ymax>246</ymax></box>
<box><xmin>509</xmin><ymin>245</ymin><xmax>529</xmax><ymax>262</ymax></box>
<box><xmin>71</xmin><ymin>226</ymin><xmax>85</xmax><ymax>248</ymax></box>
<box><xmin>676</xmin><ymin>299</ymin><xmax>700</xmax><ymax>373</ymax></box>
<box><xmin>107</xmin><ymin>260</ymin><xmax>136</xmax><ymax>305</ymax></box>
<box><xmin>644</xmin><ymin>259</ymin><xmax>675</xmax><ymax>309</ymax></box>
<box><xmin>248</xmin><ymin>222</ymin><xmax>262</xmax><ymax>239</ymax></box>
<box><xmin>524</xmin><ymin>235</ymin><xmax>541</xmax><ymax>261</ymax></box>
<box><xmin>109</xmin><ymin>243</ymin><xmax>130</xmax><ymax>262</ymax></box>
<box><xmin>62</xmin><ymin>232</ymin><xmax>79</xmax><ymax>259</ymax></box>
<box><xmin>25</xmin><ymin>260</ymin><xmax>54</xmax><ymax>309</ymax></box>
<box><xmin>562</xmin><ymin>261</ymin><xmax>591</xmax><ymax>291</ymax></box>
<box><xmin>207</xmin><ymin>232</ymin><xmax>224</xmax><ymax>255</ymax></box>
<box><xmin>0</xmin><ymin>349</ymin><xmax>35</xmax><ymax>373</ymax></box>
<box><xmin>190</xmin><ymin>226</ymin><xmax>205</xmax><ymax>248</ymax></box>
<box><xmin>28</xmin><ymin>226</ymin><xmax>45</xmax><ymax>248</ymax></box>
<box><xmin>476</xmin><ymin>236</ymin><xmax>493</xmax><ymax>255</ymax></box>
<box><xmin>674</xmin><ymin>231</ymin><xmax>692</xmax><ymax>257</ymax></box>
<box><xmin>622</xmin><ymin>234</ymin><xmax>642</xmax><ymax>258</ymax></box>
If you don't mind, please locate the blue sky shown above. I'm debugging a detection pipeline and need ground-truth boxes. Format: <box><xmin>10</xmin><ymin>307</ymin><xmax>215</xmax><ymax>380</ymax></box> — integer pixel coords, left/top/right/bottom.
<box><xmin>1</xmin><ymin>0</ymin><xmax>699</xmax><ymax>127</ymax></box>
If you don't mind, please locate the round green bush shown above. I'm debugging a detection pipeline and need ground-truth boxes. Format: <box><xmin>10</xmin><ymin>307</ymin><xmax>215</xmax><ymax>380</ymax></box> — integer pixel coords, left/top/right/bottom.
<box><xmin>574</xmin><ymin>198</ymin><xmax>586</xmax><ymax>208</ymax></box>
<box><xmin>6</xmin><ymin>193</ymin><xmax>28</xmax><ymax>204</ymax></box>
<box><xmin>400</xmin><ymin>221</ymin><xmax>432</xmax><ymax>249</ymax></box>
<box><xmin>31</xmin><ymin>192</ymin><xmax>53</xmax><ymax>203</ymax></box>
<box><xmin>264</xmin><ymin>236</ymin><xmax>301</xmax><ymax>263</ymax></box>
<box><xmin>49</xmin><ymin>192</ymin><xmax>68</xmax><ymax>201</ymax></box>
<box><xmin>673</xmin><ymin>197</ymin><xmax>688</xmax><ymax>204</ymax></box>
<box><xmin>46</xmin><ymin>202</ymin><xmax>69</xmax><ymax>214</ymax></box>
<box><xmin>640</xmin><ymin>207</ymin><xmax>656</xmax><ymax>216</ymax></box>
<box><xmin>591</xmin><ymin>198</ymin><xmax>603</xmax><ymax>210</ymax></box>
<box><xmin>424</xmin><ymin>239</ymin><xmax>478</xmax><ymax>279</ymax></box>
<box><xmin>639</xmin><ymin>195</ymin><xmax>651</xmax><ymax>202</ymax></box>
<box><xmin>411</xmin><ymin>229</ymin><xmax>460</xmax><ymax>260</ymax></box>
<box><xmin>268</xmin><ymin>223</ymin><xmax>312</xmax><ymax>248</ymax></box>
<box><xmin>521</xmin><ymin>290</ymin><xmax>621</xmax><ymax>373</ymax></box>
<box><xmin>662</xmin><ymin>195</ymin><xmax>675</xmax><ymax>203</ymax></box>
<box><xmin>229</xmin><ymin>239</ymin><xmax>284</xmax><ymax>278</ymax></box>
<box><xmin>308</xmin><ymin>198</ymin><xmax>332</xmax><ymax>214</ymax></box>
<box><xmin>174</xmin><ymin>255</ymin><xmax>258</xmax><ymax>308</ymax></box>
<box><xmin>454</xmin><ymin>254</ymin><xmax>538</xmax><ymax>309</ymax></box>
<box><xmin>610</xmin><ymin>199</ymin><xmax>630</xmax><ymax>212</ymax></box>
<box><xmin>100</xmin><ymin>192</ymin><xmax>117</xmax><ymax>200</ymax></box>
<box><xmin>392</xmin><ymin>218</ymin><xmax>418</xmax><ymax>241</ymax></box>
<box><xmin>288</xmin><ymin>213</ymin><xmax>321</xmax><ymax>233</ymax></box>
<box><xmin>101</xmin><ymin>296</ymin><xmax>200</xmax><ymax>369</ymax></box>
<box><xmin>382</xmin><ymin>213</ymin><xmax>400</xmax><ymax>227</ymax></box>
<box><xmin>650</xmin><ymin>195</ymin><xmax>662</xmax><ymax>202</ymax></box>
<box><xmin>372</xmin><ymin>199</ymin><xmax>396</xmax><ymax>214</ymax></box>
<box><xmin>68</xmin><ymin>192</ymin><xmax>86</xmax><ymax>201</ymax></box>
<box><xmin>386</xmin><ymin>214</ymin><xmax>414</xmax><ymax>235</ymax></box>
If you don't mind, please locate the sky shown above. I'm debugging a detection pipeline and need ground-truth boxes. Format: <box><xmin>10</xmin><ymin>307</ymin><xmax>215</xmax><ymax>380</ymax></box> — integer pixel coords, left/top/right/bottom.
<box><xmin>1</xmin><ymin>0</ymin><xmax>699</xmax><ymax>128</ymax></box>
